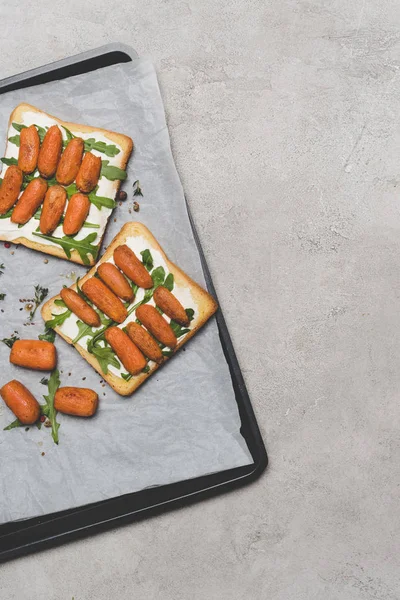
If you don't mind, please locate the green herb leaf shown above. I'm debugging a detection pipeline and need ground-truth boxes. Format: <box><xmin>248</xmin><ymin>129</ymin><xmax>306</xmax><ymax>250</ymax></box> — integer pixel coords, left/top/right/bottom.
<box><xmin>29</xmin><ymin>285</ymin><xmax>49</xmax><ymax>321</ymax></box>
<box><xmin>32</xmin><ymin>231</ymin><xmax>99</xmax><ymax>265</ymax></box>
<box><xmin>62</xmin><ymin>125</ymin><xmax>74</xmax><ymax>142</ymax></box>
<box><xmin>88</xmin><ymin>190</ymin><xmax>116</xmax><ymax>210</ymax></box>
<box><xmin>164</xmin><ymin>273</ymin><xmax>174</xmax><ymax>292</ymax></box>
<box><xmin>1</xmin><ymin>157</ymin><xmax>18</xmax><ymax>166</ymax></box>
<box><xmin>4</xmin><ymin>418</ymin><xmax>24</xmax><ymax>431</ymax></box>
<box><xmin>84</xmin><ymin>138</ymin><xmax>120</xmax><ymax>157</ymax></box>
<box><xmin>45</xmin><ymin>305</ymin><xmax>72</xmax><ymax>329</ymax></box>
<box><xmin>65</xmin><ymin>183</ymin><xmax>78</xmax><ymax>198</ymax></box>
<box><xmin>8</xmin><ymin>135</ymin><xmax>20</xmax><ymax>147</ymax></box>
<box><xmin>91</xmin><ymin>344</ymin><xmax>120</xmax><ymax>375</ymax></box>
<box><xmin>40</xmin><ymin>369</ymin><xmax>61</xmax><ymax>444</ymax></box>
<box><xmin>35</xmin><ymin>124</ymin><xmax>47</xmax><ymax>143</ymax></box>
<box><xmin>162</xmin><ymin>349</ymin><xmax>174</xmax><ymax>358</ymax></box>
<box><xmin>132</xmin><ymin>180</ymin><xmax>143</xmax><ymax>196</ymax></box>
<box><xmin>72</xmin><ymin>320</ymin><xmax>99</xmax><ymax>345</ymax></box>
<box><xmin>1</xmin><ymin>333</ymin><xmax>19</xmax><ymax>348</ymax></box>
<box><xmin>169</xmin><ymin>320</ymin><xmax>191</xmax><ymax>339</ymax></box>
<box><xmin>185</xmin><ymin>308</ymin><xmax>195</xmax><ymax>322</ymax></box>
<box><xmin>140</xmin><ymin>249</ymin><xmax>154</xmax><ymax>272</ymax></box>
<box><xmin>54</xmin><ymin>298</ymin><xmax>66</xmax><ymax>307</ymax></box>
<box><xmin>142</xmin><ymin>364</ymin><xmax>150</xmax><ymax>373</ymax></box>
<box><xmin>100</xmin><ymin>160</ymin><xmax>127</xmax><ymax>181</ymax></box>
<box><xmin>121</xmin><ymin>372</ymin><xmax>132</xmax><ymax>381</ymax></box>
<box><xmin>0</xmin><ymin>209</ymin><xmax>12</xmax><ymax>220</ymax></box>
<box><xmin>151</xmin><ymin>266</ymin><xmax>166</xmax><ymax>288</ymax></box>
<box><xmin>39</xmin><ymin>328</ymin><xmax>56</xmax><ymax>343</ymax></box>
<box><xmin>12</xmin><ymin>122</ymin><xmax>27</xmax><ymax>133</ymax></box>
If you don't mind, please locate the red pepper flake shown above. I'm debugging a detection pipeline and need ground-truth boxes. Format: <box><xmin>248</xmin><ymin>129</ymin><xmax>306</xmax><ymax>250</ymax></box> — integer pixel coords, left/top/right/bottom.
<box><xmin>4</xmin><ymin>242</ymin><xmax>11</xmax><ymax>249</ymax></box>
<box><xmin>40</xmin><ymin>415</ymin><xmax>46</xmax><ymax>422</ymax></box>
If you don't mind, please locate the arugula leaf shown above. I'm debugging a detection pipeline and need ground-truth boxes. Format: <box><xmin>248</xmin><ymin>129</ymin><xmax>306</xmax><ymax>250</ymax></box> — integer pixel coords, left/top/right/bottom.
<box><xmin>45</xmin><ymin>304</ymin><xmax>72</xmax><ymax>329</ymax></box>
<box><xmin>65</xmin><ymin>183</ymin><xmax>78</xmax><ymax>198</ymax></box>
<box><xmin>39</xmin><ymin>328</ymin><xmax>56</xmax><ymax>343</ymax></box>
<box><xmin>54</xmin><ymin>298</ymin><xmax>66</xmax><ymax>307</ymax></box>
<box><xmin>164</xmin><ymin>273</ymin><xmax>174</xmax><ymax>291</ymax></box>
<box><xmin>0</xmin><ymin>293</ymin><xmax>5</xmax><ymax>300</ymax></box>
<box><xmin>1</xmin><ymin>157</ymin><xmax>17</xmax><ymax>166</ymax></box>
<box><xmin>185</xmin><ymin>308</ymin><xmax>195</xmax><ymax>322</ymax></box>
<box><xmin>84</xmin><ymin>138</ymin><xmax>120</xmax><ymax>157</ymax></box>
<box><xmin>32</xmin><ymin>231</ymin><xmax>99</xmax><ymax>265</ymax></box>
<box><xmin>12</xmin><ymin>122</ymin><xmax>27</xmax><ymax>133</ymax></box>
<box><xmin>29</xmin><ymin>285</ymin><xmax>49</xmax><ymax>321</ymax></box>
<box><xmin>8</xmin><ymin>135</ymin><xmax>20</xmax><ymax>147</ymax></box>
<box><xmin>1</xmin><ymin>333</ymin><xmax>19</xmax><ymax>348</ymax></box>
<box><xmin>151</xmin><ymin>266</ymin><xmax>166</xmax><ymax>288</ymax></box>
<box><xmin>142</xmin><ymin>365</ymin><xmax>150</xmax><ymax>373</ymax></box>
<box><xmin>140</xmin><ymin>249</ymin><xmax>154</xmax><ymax>272</ymax></box>
<box><xmin>4</xmin><ymin>418</ymin><xmax>24</xmax><ymax>431</ymax></box>
<box><xmin>100</xmin><ymin>160</ymin><xmax>127</xmax><ymax>181</ymax></box>
<box><xmin>0</xmin><ymin>209</ymin><xmax>12</xmax><ymax>220</ymax></box>
<box><xmin>169</xmin><ymin>320</ymin><xmax>190</xmax><ymax>338</ymax></box>
<box><xmin>62</xmin><ymin>125</ymin><xmax>74</xmax><ymax>142</ymax></box>
<box><xmin>40</xmin><ymin>369</ymin><xmax>61</xmax><ymax>444</ymax></box>
<box><xmin>91</xmin><ymin>344</ymin><xmax>120</xmax><ymax>374</ymax></box>
<box><xmin>72</xmin><ymin>320</ymin><xmax>99</xmax><ymax>344</ymax></box>
<box><xmin>88</xmin><ymin>190</ymin><xmax>116</xmax><ymax>210</ymax></box>
<box><xmin>35</xmin><ymin>124</ymin><xmax>47</xmax><ymax>143</ymax></box>
<box><xmin>162</xmin><ymin>349</ymin><xmax>174</xmax><ymax>358</ymax></box>
<box><xmin>121</xmin><ymin>373</ymin><xmax>132</xmax><ymax>381</ymax></box>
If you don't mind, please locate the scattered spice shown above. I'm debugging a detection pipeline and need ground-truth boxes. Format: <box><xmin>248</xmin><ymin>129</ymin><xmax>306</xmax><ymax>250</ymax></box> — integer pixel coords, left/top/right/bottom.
<box><xmin>118</xmin><ymin>190</ymin><xmax>127</xmax><ymax>201</ymax></box>
<box><xmin>133</xmin><ymin>201</ymin><xmax>140</xmax><ymax>212</ymax></box>
<box><xmin>41</xmin><ymin>452</ymin><xmax>45</xmax><ymax>456</ymax></box>
<box><xmin>4</xmin><ymin>242</ymin><xmax>10</xmax><ymax>249</ymax></box>
<box><xmin>40</xmin><ymin>415</ymin><xmax>46</xmax><ymax>422</ymax></box>
<box><xmin>44</xmin><ymin>259</ymin><xmax>48</xmax><ymax>264</ymax></box>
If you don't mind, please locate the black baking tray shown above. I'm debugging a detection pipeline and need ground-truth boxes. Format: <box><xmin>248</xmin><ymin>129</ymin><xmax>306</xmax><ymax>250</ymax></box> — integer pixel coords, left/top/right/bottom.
<box><xmin>0</xmin><ymin>43</ymin><xmax>267</xmax><ymax>562</ymax></box>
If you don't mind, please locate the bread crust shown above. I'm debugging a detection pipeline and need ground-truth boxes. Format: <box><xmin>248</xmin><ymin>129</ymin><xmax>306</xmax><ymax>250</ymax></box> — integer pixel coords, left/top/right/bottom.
<box><xmin>0</xmin><ymin>103</ymin><xmax>133</xmax><ymax>265</ymax></box>
<box><xmin>42</xmin><ymin>222</ymin><xmax>218</xmax><ymax>396</ymax></box>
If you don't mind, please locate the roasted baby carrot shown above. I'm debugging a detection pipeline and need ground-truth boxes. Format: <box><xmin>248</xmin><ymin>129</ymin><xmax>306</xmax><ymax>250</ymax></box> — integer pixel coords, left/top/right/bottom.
<box><xmin>97</xmin><ymin>263</ymin><xmax>134</xmax><ymax>302</ymax></box>
<box><xmin>38</xmin><ymin>124</ymin><xmax>63</xmax><ymax>178</ymax></box>
<box><xmin>56</xmin><ymin>137</ymin><xmax>84</xmax><ymax>185</ymax></box>
<box><xmin>63</xmin><ymin>192</ymin><xmax>90</xmax><ymax>235</ymax></box>
<box><xmin>39</xmin><ymin>185</ymin><xmax>67</xmax><ymax>234</ymax></box>
<box><xmin>54</xmin><ymin>387</ymin><xmax>98</xmax><ymax>417</ymax></box>
<box><xmin>0</xmin><ymin>380</ymin><xmax>40</xmax><ymax>425</ymax></box>
<box><xmin>10</xmin><ymin>339</ymin><xmax>57</xmax><ymax>371</ymax></box>
<box><xmin>153</xmin><ymin>286</ymin><xmax>190</xmax><ymax>326</ymax></box>
<box><xmin>60</xmin><ymin>288</ymin><xmax>100</xmax><ymax>327</ymax></box>
<box><xmin>82</xmin><ymin>278</ymin><xmax>128</xmax><ymax>323</ymax></box>
<box><xmin>104</xmin><ymin>327</ymin><xmax>147</xmax><ymax>375</ymax></box>
<box><xmin>10</xmin><ymin>177</ymin><xmax>47</xmax><ymax>224</ymax></box>
<box><xmin>136</xmin><ymin>304</ymin><xmax>177</xmax><ymax>348</ymax></box>
<box><xmin>0</xmin><ymin>165</ymin><xmax>23</xmax><ymax>214</ymax></box>
<box><xmin>18</xmin><ymin>125</ymin><xmax>40</xmax><ymax>173</ymax></box>
<box><xmin>113</xmin><ymin>245</ymin><xmax>153</xmax><ymax>289</ymax></box>
<box><xmin>126</xmin><ymin>322</ymin><xmax>163</xmax><ymax>363</ymax></box>
<box><xmin>76</xmin><ymin>152</ymin><xmax>101</xmax><ymax>193</ymax></box>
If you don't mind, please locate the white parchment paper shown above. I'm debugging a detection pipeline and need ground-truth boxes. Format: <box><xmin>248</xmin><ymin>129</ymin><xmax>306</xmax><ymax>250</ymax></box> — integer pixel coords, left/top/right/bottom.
<box><xmin>0</xmin><ymin>58</ymin><xmax>252</xmax><ymax>523</ymax></box>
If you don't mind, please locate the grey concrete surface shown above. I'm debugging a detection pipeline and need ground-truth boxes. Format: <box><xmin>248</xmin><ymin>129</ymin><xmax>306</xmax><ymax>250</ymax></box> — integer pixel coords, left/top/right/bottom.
<box><xmin>1</xmin><ymin>0</ymin><xmax>400</xmax><ymax>598</ymax></box>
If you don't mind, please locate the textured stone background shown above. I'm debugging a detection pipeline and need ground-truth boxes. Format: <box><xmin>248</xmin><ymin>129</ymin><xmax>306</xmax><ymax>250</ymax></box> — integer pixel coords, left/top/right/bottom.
<box><xmin>1</xmin><ymin>1</ymin><xmax>400</xmax><ymax>598</ymax></box>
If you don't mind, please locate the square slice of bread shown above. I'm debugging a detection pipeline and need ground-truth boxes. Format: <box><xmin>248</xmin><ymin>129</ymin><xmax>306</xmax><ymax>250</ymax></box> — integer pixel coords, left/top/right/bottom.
<box><xmin>0</xmin><ymin>103</ymin><xmax>133</xmax><ymax>265</ymax></box>
<box><xmin>42</xmin><ymin>222</ymin><xmax>218</xmax><ymax>396</ymax></box>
